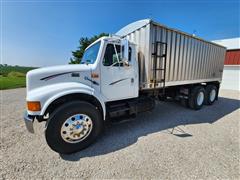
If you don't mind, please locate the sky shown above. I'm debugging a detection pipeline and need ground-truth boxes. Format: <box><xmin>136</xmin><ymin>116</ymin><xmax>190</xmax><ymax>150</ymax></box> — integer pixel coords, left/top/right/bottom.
<box><xmin>1</xmin><ymin>0</ymin><xmax>239</xmax><ymax>67</ymax></box>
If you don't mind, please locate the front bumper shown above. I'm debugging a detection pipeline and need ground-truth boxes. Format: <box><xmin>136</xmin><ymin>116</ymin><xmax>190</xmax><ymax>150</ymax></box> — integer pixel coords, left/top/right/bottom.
<box><xmin>23</xmin><ymin>111</ymin><xmax>34</xmax><ymax>133</ymax></box>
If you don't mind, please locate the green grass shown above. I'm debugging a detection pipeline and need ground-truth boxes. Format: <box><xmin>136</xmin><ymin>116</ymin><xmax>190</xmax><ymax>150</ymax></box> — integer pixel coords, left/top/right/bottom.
<box><xmin>0</xmin><ymin>76</ymin><xmax>26</xmax><ymax>90</ymax></box>
<box><xmin>7</xmin><ymin>71</ymin><xmax>26</xmax><ymax>77</ymax></box>
<box><xmin>0</xmin><ymin>64</ymin><xmax>36</xmax><ymax>90</ymax></box>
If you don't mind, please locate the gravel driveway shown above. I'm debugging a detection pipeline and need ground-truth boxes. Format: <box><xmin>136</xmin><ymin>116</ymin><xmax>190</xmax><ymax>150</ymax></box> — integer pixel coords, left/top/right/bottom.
<box><xmin>1</xmin><ymin>88</ymin><xmax>239</xmax><ymax>179</ymax></box>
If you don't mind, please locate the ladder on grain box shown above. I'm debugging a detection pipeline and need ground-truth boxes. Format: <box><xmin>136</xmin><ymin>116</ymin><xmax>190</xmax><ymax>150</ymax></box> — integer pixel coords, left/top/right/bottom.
<box><xmin>152</xmin><ymin>41</ymin><xmax>167</xmax><ymax>97</ymax></box>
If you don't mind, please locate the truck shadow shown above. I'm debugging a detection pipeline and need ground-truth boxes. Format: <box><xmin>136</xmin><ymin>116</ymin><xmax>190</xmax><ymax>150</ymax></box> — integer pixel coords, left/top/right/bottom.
<box><xmin>60</xmin><ymin>96</ymin><xmax>240</xmax><ymax>161</ymax></box>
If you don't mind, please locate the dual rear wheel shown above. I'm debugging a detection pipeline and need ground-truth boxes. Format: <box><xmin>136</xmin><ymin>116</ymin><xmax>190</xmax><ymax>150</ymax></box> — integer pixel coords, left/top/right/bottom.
<box><xmin>188</xmin><ymin>84</ymin><xmax>218</xmax><ymax>110</ymax></box>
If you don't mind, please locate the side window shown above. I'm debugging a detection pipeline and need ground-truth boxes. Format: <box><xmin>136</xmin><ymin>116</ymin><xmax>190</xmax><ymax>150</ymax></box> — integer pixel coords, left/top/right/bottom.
<box><xmin>103</xmin><ymin>44</ymin><xmax>122</xmax><ymax>66</ymax></box>
<box><xmin>121</xmin><ymin>46</ymin><xmax>132</xmax><ymax>62</ymax></box>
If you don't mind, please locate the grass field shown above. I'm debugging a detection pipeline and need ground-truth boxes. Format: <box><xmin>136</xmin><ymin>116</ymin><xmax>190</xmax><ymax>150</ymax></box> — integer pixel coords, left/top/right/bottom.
<box><xmin>0</xmin><ymin>65</ymin><xmax>36</xmax><ymax>90</ymax></box>
<box><xmin>0</xmin><ymin>76</ymin><xmax>26</xmax><ymax>90</ymax></box>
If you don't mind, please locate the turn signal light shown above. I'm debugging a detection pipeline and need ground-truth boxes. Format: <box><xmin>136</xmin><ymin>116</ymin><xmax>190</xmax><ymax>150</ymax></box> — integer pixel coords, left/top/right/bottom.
<box><xmin>91</xmin><ymin>73</ymin><xmax>99</xmax><ymax>78</ymax></box>
<box><xmin>27</xmin><ymin>101</ymin><xmax>41</xmax><ymax>111</ymax></box>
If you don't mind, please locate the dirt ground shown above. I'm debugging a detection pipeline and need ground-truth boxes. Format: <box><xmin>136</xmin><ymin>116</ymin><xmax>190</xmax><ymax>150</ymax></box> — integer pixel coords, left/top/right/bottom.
<box><xmin>0</xmin><ymin>88</ymin><xmax>239</xmax><ymax>179</ymax></box>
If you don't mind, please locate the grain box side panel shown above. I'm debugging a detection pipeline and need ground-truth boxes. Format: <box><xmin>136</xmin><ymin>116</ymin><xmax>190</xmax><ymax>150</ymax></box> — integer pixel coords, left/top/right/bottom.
<box><xmin>124</xmin><ymin>21</ymin><xmax>226</xmax><ymax>89</ymax></box>
<box><xmin>148</xmin><ymin>23</ymin><xmax>226</xmax><ymax>84</ymax></box>
<box><xmin>165</xmin><ymin>29</ymin><xmax>172</xmax><ymax>82</ymax></box>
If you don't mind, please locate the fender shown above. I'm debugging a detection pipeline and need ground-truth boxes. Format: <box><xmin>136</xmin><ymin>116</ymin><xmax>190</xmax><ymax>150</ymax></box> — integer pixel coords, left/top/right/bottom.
<box><xmin>26</xmin><ymin>82</ymin><xmax>106</xmax><ymax>119</ymax></box>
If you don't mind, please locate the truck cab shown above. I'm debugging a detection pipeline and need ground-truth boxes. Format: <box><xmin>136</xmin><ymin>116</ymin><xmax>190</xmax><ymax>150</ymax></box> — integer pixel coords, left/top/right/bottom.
<box><xmin>24</xmin><ymin>36</ymin><xmax>143</xmax><ymax>154</ymax></box>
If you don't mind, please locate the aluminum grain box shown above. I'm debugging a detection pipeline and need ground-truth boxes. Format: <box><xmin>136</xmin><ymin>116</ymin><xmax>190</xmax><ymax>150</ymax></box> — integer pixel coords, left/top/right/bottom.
<box><xmin>116</xmin><ymin>19</ymin><xmax>226</xmax><ymax>90</ymax></box>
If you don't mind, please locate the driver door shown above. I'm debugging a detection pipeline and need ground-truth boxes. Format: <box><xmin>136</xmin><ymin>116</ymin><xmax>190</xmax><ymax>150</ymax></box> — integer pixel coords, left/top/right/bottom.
<box><xmin>100</xmin><ymin>43</ymin><xmax>135</xmax><ymax>101</ymax></box>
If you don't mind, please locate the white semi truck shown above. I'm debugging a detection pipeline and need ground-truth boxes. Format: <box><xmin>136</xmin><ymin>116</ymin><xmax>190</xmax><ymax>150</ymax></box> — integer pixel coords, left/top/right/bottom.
<box><xmin>24</xmin><ymin>19</ymin><xmax>226</xmax><ymax>154</ymax></box>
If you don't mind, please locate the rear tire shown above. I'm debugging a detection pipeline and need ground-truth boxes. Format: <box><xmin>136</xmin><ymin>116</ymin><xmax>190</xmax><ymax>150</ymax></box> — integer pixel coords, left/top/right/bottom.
<box><xmin>189</xmin><ymin>86</ymin><xmax>205</xmax><ymax>110</ymax></box>
<box><xmin>45</xmin><ymin>101</ymin><xmax>103</xmax><ymax>154</ymax></box>
<box><xmin>204</xmin><ymin>85</ymin><xmax>217</xmax><ymax>105</ymax></box>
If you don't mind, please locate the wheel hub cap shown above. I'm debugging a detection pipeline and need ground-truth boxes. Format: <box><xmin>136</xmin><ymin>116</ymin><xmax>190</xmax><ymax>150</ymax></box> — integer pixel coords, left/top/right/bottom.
<box><xmin>61</xmin><ymin>114</ymin><xmax>93</xmax><ymax>143</ymax></box>
<box><xmin>197</xmin><ymin>92</ymin><xmax>204</xmax><ymax>106</ymax></box>
<box><xmin>210</xmin><ymin>89</ymin><xmax>216</xmax><ymax>102</ymax></box>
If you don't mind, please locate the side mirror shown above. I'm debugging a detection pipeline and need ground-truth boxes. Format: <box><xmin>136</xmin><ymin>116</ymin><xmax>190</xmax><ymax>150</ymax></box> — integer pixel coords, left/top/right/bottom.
<box><xmin>121</xmin><ymin>39</ymin><xmax>129</xmax><ymax>62</ymax></box>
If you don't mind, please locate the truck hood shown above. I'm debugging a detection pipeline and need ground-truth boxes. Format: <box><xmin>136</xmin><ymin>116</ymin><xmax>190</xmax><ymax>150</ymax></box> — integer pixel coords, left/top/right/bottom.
<box><xmin>26</xmin><ymin>64</ymin><xmax>93</xmax><ymax>92</ymax></box>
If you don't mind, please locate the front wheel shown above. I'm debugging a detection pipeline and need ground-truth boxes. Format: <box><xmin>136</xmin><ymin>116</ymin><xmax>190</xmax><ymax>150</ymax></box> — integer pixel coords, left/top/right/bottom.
<box><xmin>45</xmin><ymin>101</ymin><xmax>103</xmax><ymax>154</ymax></box>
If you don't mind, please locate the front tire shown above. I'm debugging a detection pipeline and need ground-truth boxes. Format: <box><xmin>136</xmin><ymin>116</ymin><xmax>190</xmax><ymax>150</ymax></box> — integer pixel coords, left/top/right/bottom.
<box><xmin>45</xmin><ymin>101</ymin><xmax>103</xmax><ymax>154</ymax></box>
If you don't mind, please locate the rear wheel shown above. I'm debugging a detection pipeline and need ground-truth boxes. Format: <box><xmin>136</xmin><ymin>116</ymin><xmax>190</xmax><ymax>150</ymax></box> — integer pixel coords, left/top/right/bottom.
<box><xmin>45</xmin><ymin>101</ymin><xmax>103</xmax><ymax>154</ymax></box>
<box><xmin>204</xmin><ymin>85</ymin><xmax>217</xmax><ymax>105</ymax></box>
<box><xmin>189</xmin><ymin>86</ymin><xmax>205</xmax><ymax>110</ymax></box>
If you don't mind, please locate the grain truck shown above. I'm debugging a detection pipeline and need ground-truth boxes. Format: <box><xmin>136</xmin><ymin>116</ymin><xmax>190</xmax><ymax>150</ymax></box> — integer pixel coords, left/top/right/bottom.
<box><xmin>24</xmin><ymin>19</ymin><xmax>226</xmax><ymax>154</ymax></box>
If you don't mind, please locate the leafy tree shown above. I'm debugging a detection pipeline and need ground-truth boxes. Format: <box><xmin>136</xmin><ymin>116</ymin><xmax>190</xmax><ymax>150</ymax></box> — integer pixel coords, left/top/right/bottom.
<box><xmin>69</xmin><ymin>33</ymin><xmax>108</xmax><ymax>64</ymax></box>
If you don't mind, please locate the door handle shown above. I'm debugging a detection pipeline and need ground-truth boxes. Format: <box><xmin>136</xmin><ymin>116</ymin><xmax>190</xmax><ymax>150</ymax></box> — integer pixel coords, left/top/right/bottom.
<box><xmin>131</xmin><ymin>78</ymin><xmax>134</xmax><ymax>83</ymax></box>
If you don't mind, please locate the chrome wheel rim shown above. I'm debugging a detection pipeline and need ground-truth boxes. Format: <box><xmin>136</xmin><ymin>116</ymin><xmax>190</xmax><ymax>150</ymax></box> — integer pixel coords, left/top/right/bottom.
<box><xmin>197</xmin><ymin>92</ymin><xmax>204</xmax><ymax>106</ymax></box>
<box><xmin>209</xmin><ymin>89</ymin><xmax>216</xmax><ymax>102</ymax></box>
<box><xmin>61</xmin><ymin>114</ymin><xmax>93</xmax><ymax>143</ymax></box>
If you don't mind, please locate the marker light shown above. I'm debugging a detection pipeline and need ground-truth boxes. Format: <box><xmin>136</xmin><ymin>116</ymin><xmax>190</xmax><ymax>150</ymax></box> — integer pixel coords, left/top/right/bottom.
<box><xmin>91</xmin><ymin>73</ymin><xmax>99</xmax><ymax>78</ymax></box>
<box><xmin>27</xmin><ymin>101</ymin><xmax>41</xmax><ymax>111</ymax></box>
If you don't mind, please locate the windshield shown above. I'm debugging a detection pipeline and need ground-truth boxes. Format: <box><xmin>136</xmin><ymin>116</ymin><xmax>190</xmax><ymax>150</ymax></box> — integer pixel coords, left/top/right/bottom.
<box><xmin>81</xmin><ymin>41</ymin><xmax>101</xmax><ymax>64</ymax></box>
